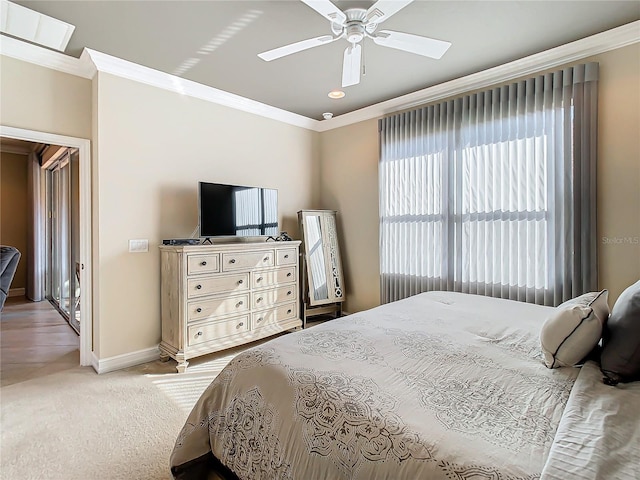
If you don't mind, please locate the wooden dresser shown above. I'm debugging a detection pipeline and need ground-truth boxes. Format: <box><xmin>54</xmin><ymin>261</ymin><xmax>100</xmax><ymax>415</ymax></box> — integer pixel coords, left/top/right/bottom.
<box><xmin>159</xmin><ymin>241</ymin><xmax>302</xmax><ymax>372</ymax></box>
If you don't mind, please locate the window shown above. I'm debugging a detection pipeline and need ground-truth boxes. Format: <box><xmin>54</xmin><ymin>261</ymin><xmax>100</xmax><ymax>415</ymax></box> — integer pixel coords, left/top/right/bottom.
<box><xmin>379</xmin><ymin>64</ymin><xmax>598</xmax><ymax>306</ymax></box>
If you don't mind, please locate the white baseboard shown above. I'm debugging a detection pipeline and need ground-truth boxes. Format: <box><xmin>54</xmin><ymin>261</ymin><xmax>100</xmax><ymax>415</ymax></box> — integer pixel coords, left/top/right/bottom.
<box><xmin>91</xmin><ymin>346</ymin><xmax>160</xmax><ymax>374</ymax></box>
<box><xmin>8</xmin><ymin>288</ymin><xmax>25</xmax><ymax>297</ymax></box>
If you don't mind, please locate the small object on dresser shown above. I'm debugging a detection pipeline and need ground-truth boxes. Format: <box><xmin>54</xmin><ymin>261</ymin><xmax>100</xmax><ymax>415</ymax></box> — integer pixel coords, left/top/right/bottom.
<box><xmin>162</xmin><ymin>239</ymin><xmax>201</xmax><ymax>246</ymax></box>
<box><xmin>267</xmin><ymin>232</ymin><xmax>293</xmax><ymax>242</ymax></box>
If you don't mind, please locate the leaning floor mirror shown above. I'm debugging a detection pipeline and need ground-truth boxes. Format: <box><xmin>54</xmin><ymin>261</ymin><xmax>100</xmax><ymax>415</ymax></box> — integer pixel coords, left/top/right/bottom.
<box><xmin>298</xmin><ymin>210</ymin><xmax>345</xmax><ymax>326</ymax></box>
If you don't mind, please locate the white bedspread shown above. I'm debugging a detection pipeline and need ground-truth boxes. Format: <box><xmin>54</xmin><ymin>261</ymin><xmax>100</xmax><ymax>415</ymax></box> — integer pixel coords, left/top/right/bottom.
<box><xmin>541</xmin><ymin>361</ymin><xmax>640</xmax><ymax>480</ymax></box>
<box><xmin>171</xmin><ymin>291</ymin><xmax>579</xmax><ymax>479</ymax></box>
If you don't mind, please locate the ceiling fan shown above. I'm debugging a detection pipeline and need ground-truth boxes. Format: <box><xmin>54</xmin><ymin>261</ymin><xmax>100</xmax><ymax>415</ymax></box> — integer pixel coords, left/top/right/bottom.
<box><xmin>257</xmin><ymin>0</ymin><xmax>451</xmax><ymax>88</ymax></box>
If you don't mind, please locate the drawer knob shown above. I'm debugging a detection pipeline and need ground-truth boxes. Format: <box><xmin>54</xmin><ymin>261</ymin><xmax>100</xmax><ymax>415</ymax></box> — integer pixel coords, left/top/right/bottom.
<box><xmin>236</xmin><ymin>301</ymin><xmax>244</xmax><ymax>307</ymax></box>
<box><xmin>196</xmin><ymin>331</ymin><xmax>203</xmax><ymax>337</ymax></box>
<box><xmin>200</xmin><ymin>261</ymin><xmax>207</xmax><ymax>266</ymax></box>
<box><xmin>257</xmin><ymin>277</ymin><xmax>263</xmax><ymax>282</ymax></box>
<box><xmin>257</xmin><ymin>297</ymin><xmax>263</xmax><ymax>303</ymax></box>
<box><xmin>229</xmin><ymin>259</ymin><xmax>236</xmax><ymax>264</ymax></box>
<box><xmin>238</xmin><ymin>279</ymin><xmax>244</xmax><ymax>285</ymax></box>
<box><xmin>196</xmin><ymin>307</ymin><xmax>202</xmax><ymax>313</ymax></box>
<box><xmin>284</xmin><ymin>254</ymin><xmax>289</xmax><ymax>259</ymax></box>
<box><xmin>237</xmin><ymin>322</ymin><xmax>244</xmax><ymax>328</ymax></box>
<box><xmin>287</xmin><ymin>272</ymin><xmax>292</xmax><ymax>277</ymax></box>
<box><xmin>196</xmin><ymin>284</ymin><xmax>202</xmax><ymax>290</ymax></box>
<box><xmin>287</xmin><ymin>309</ymin><xmax>292</xmax><ymax>314</ymax></box>
<box><xmin>287</xmin><ymin>291</ymin><xmax>292</xmax><ymax>295</ymax></box>
<box><xmin>257</xmin><ymin>317</ymin><xmax>263</xmax><ymax>323</ymax></box>
<box><xmin>263</xmin><ymin>257</ymin><xmax>268</xmax><ymax>262</ymax></box>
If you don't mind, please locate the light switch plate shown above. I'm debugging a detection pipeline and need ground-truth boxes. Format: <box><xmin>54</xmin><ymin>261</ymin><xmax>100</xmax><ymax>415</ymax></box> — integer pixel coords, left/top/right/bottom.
<box><xmin>129</xmin><ymin>239</ymin><xmax>149</xmax><ymax>253</ymax></box>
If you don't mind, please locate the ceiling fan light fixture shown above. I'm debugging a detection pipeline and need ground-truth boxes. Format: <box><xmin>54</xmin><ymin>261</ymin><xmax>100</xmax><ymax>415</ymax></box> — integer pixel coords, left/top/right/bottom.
<box><xmin>328</xmin><ymin>90</ymin><xmax>345</xmax><ymax>99</ymax></box>
<box><xmin>345</xmin><ymin>23</ymin><xmax>364</xmax><ymax>44</ymax></box>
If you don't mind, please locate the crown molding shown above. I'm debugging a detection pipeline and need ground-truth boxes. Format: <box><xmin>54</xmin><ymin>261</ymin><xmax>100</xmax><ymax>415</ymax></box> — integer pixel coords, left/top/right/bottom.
<box><xmin>317</xmin><ymin>20</ymin><xmax>640</xmax><ymax>132</ymax></box>
<box><xmin>81</xmin><ymin>48</ymin><xmax>320</xmax><ymax>131</ymax></box>
<box><xmin>0</xmin><ymin>34</ymin><xmax>94</xmax><ymax>78</ymax></box>
<box><xmin>0</xmin><ymin>34</ymin><xmax>320</xmax><ymax>130</ymax></box>
<box><xmin>79</xmin><ymin>48</ymin><xmax>97</xmax><ymax>78</ymax></box>
<box><xmin>2</xmin><ymin>20</ymin><xmax>639</xmax><ymax>133</ymax></box>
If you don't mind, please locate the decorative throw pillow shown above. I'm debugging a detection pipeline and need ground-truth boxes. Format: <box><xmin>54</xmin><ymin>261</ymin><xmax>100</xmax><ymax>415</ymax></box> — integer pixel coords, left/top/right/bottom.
<box><xmin>540</xmin><ymin>290</ymin><xmax>609</xmax><ymax>369</ymax></box>
<box><xmin>600</xmin><ymin>280</ymin><xmax>640</xmax><ymax>385</ymax></box>
<box><xmin>557</xmin><ymin>290</ymin><xmax>611</xmax><ymax>323</ymax></box>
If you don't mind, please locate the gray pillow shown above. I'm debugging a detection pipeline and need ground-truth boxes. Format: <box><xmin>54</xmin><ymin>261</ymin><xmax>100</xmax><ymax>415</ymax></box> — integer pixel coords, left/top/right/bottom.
<box><xmin>600</xmin><ymin>280</ymin><xmax>640</xmax><ymax>385</ymax></box>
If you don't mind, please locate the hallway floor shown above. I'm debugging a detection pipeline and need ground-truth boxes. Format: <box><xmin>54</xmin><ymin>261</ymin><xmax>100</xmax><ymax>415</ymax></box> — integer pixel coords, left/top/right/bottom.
<box><xmin>0</xmin><ymin>296</ymin><xmax>79</xmax><ymax>387</ymax></box>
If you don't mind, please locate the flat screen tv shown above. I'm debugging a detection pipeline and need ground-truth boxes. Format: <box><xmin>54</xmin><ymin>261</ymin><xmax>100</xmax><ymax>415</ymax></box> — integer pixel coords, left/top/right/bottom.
<box><xmin>198</xmin><ymin>181</ymin><xmax>279</xmax><ymax>238</ymax></box>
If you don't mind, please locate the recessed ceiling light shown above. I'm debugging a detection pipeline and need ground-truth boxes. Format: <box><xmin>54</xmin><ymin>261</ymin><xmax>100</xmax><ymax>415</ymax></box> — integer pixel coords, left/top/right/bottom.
<box><xmin>322</xmin><ymin>112</ymin><xmax>334</xmax><ymax>120</ymax></box>
<box><xmin>328</xmin><ymin>90</ymin><xmax>345</xmax><ymax>99</ymax></box>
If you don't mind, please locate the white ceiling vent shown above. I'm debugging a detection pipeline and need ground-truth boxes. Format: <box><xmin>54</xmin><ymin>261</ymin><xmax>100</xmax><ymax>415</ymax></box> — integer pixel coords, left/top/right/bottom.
<box><xmin>0</xmin><ymin>0</ymin><xmax>75</xmax><ymax>52</ymax></box>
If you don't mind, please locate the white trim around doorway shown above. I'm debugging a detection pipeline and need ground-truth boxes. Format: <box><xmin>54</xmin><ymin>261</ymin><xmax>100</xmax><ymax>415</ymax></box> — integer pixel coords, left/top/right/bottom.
<box><xmin>1</xmin><ymin>125</ymin><xmax>93</xmax><ymax>369</ymax></box>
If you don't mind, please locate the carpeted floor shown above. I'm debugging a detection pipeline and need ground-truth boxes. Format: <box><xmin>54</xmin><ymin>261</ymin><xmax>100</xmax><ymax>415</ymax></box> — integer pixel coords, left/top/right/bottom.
<box><xmin>0</xmin><ymin>347</ymin><xmax>253</xmax><ymax>480</ymax></box>
<box><xmin>0</xmin><ymin>296</ymin><xmax>326</xmax><ymax>480</ymax></box>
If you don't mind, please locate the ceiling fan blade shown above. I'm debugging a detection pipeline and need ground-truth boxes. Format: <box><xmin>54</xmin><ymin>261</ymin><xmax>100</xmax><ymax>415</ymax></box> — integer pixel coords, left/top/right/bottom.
<box><xmin>342</xmin><ymin>44</ymin><xmax>362</xmax><ymax>88</ymax></box>
<box><xmin>366</xmin><ymin>0</ymin><xmax>414</xmax><ymax>24</ymax></box>
<box><xmin>300</xmin><ymin>0</ymin><xmax>347</xmax><ymax>25</ymax></box>
<box><xmin>373</xmin><ymin>30</ymin><xmax>451</xmax><ymax>59</ymax></box>
<box><xmin>258</xmin><ymin>35</ymin><xmax>338</xmax><ymax>61</ymax></box>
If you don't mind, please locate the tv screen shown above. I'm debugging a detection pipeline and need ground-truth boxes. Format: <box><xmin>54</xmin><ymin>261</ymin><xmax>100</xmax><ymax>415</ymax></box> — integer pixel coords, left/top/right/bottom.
<box><xmin>199</xmin><ymin>182</ymin><xmax>279</xmax><ymax>238</ymax></box>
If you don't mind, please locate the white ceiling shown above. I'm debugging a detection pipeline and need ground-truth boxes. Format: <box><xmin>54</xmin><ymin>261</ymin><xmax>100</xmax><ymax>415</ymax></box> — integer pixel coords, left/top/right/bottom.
<box><xmin>10</xmin><ymin>1</ymin><xmax>640</xmax><ymax>120</ymax></box>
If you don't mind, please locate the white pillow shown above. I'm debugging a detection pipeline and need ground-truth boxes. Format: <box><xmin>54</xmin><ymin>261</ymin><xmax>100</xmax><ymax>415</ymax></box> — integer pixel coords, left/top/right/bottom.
<box><xmin>540</xmin><ymin>290</ymin><xmax>609</xmax><ymax>369</ymax></box>
<box><xmin>557</xmin><ymin>290</ymin><xmax>610</xmax><ymax>323</ymax></box>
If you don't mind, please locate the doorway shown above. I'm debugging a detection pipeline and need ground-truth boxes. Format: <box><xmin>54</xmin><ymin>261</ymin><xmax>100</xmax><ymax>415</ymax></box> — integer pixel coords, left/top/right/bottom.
<box><xmin>0</xmin><ymin>126</ymin><xmax>92</xmax><ymax>368</ymax></box>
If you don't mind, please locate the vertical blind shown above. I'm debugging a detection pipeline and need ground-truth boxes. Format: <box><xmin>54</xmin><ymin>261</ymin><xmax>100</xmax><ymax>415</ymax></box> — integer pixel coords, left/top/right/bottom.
<box><xmin>379</xmin><ymin>63</ymin><xmax>599</xmax><ymax>306</ymax></box>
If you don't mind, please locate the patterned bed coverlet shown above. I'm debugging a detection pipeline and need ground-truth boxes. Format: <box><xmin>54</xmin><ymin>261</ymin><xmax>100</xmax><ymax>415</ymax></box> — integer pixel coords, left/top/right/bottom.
<box><xmin>171</xmin><ymin>291</ymin><xmax>578</xmax><ymax>480</ymax></box>
<box><xmin>541</xmin><ymin>361</ymin><xmax>640</xmax><ymax>480</ymax></box>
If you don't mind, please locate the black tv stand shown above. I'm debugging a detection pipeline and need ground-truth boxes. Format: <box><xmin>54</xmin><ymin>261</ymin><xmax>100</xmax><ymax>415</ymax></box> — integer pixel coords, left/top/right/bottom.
<box><xmin>201</xmin><ymin>237</ymin><xmax>213</xmax><ymax>245</ymax></box>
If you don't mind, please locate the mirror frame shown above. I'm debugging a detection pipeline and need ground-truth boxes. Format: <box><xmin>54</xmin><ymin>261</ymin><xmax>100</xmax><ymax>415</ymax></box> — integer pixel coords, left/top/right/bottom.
<box><xmin>298</xmin><ymin>210</ymin><xmax>345</xmax><ymax>307</ymax></box>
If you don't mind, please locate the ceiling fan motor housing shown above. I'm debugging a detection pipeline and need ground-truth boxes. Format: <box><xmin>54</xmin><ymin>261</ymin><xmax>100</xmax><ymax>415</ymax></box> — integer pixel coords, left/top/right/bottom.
<box><xmin>342</xmin><ymin>8</ymin><xmax>369</xmax><ymax>43</ymax></box>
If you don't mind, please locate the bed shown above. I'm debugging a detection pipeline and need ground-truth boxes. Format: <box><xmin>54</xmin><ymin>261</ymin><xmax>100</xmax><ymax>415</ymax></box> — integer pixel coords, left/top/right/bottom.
<box><xmin>169</xmin><ymin>290</ymin><xmax>640</xmax><ymax>480</ymax></box>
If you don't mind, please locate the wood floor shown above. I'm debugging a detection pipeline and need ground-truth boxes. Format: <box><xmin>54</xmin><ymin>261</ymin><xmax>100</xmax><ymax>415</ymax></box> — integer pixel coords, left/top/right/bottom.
<box><xmin>0</xmin><ymin>296</ymin><xmax>79</xmax><ymax>387</ymax></box>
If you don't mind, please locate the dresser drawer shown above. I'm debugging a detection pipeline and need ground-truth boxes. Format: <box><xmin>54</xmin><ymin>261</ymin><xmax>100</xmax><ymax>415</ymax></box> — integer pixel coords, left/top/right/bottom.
<box><xmin>253</xmin><ymin>302</ymin><xmax>297</xmax><ymax>329</ymax></box>
<box><xmin>187</xmin><ymin>315</ymin><xmax>249</xmax><ymax>346</ymax></box>
<box><xmin>187</xmin><ymin>273</ymin><xmax>249</xmax><ymax>298</ymax></box>
<box><xmin>187</xmin><ymin>294</ymin><xmax>249</xmax><ymax>321</ymax></box>
<box><xmin>187</xmin><ymin>254</ymin><xmax>220</xmax><ymax>275</ymax></box>
<box><xmin>252</xmin><ymin>266</ymin><xmax>296</xmax><ymax>288</ymax></box>
<box><xmin>276</xmin><ymin>248</ymin><xmax>297</xmax><ymax>266</ymax></box>
<box><xmin>222</xmin><ymin>251</ymin><xmax>274</xmax><ymax>271</ymax></box>
<box><xmin>252</xmin><ymin>284</ymin><xmax>297</xmax><ymax>308</ymax></box>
